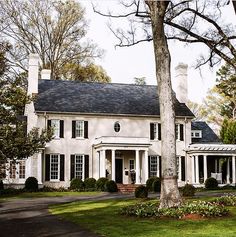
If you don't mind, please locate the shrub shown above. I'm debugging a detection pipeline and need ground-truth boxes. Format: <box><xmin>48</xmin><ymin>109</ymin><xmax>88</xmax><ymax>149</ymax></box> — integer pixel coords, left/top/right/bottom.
<box><xmin>0</xmin><ymin>180</ymin><xmax>4</xmax><ymax>190</ymax></box>
<box><xmin>25</xmin><ymin>177</ymin><xmax>38</xmax><ymax>191</ymax></box>
<box><xmin>96</xmin><ymin>177</ymin><xmax>108</xmax><ymax>191</ymax></box>
<box><xmin>152</xmin><ymin>178</ymin><xmax>161</xmax><ymax>192</ymax></box>
<box><xmin>135</xmin><ymin>185</ymin><xmax>148</xmax><ymax>198</ymax></box>
<box><xmin>146</xmin><ymin>177</ymin><xmax>157</xmax><ymax>191</ymax></box>
<box><xmin>0</xmin><ymin>188</ymin><xmax>24</xmax><ymax>196</ymax></box>
<box><xmin>182</xmin><ymin>184</ymin><xmax>195</xmax><ymax>197</ymax></box>
<box><xmin>84</xmin><ymin>178</ymin><xmax>96</xmax><ymax>191</ymax></box>
<box><xmin>105</xmin><ymin>180</ymin><xmax>118</xmax><ymax>192</ymax></box>
<box><xmin>70</xmin><ymin>178</ymin><xmax>84</xmax><ymax>191</ymax></box>
<box><xmin>205</xmin><ymin>177</ymin><xmax>218</xmax><ymax>190</ymax></box>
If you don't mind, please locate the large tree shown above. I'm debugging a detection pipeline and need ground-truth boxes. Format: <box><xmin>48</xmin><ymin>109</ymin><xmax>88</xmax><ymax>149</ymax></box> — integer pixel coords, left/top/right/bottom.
<box><xmin>0</xmin><ymin>42</ymin><xmax>53</xmax><ymax>177</ymax></box>
<box><xmin>94</xmin><ymin>0</ymin><xmax>236</xmax><ymax>208</ymax></box>
<box><xmin>0</xmin><ymin>0</ymin><xmax>110</xmax><ymax>82</ymax></box>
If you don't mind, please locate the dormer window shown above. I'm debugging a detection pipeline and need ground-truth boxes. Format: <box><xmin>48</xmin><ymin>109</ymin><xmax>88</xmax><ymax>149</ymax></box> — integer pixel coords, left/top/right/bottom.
<box><xmin>191</xmin><ymin>130</ymin><xmax>202</xmax><ymax>138</ymax></box>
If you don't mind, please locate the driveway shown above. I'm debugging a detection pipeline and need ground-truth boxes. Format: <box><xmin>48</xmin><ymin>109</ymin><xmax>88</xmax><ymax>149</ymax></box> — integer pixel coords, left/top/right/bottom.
<box><xmin>0</xmin><ymin>193</ymin><xmax>133</xmax><ymax>237</ymax></box>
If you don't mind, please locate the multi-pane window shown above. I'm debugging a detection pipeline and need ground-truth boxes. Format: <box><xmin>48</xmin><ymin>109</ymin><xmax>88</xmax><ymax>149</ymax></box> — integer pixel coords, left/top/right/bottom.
<box><xmin>75</xmin><ymin>155</ymin><xmax>84</xmax><ymax>180</ymax></box>
<box><xmin>19</xmin><ymin>160</ymin><xmax>26</xmax><ymax>179</ymax></box>
<box><xmin>129</xmin><ymin>159</ymin><xmax>135</xmax><ymax>170</ymax></box>
<box><xmin>51</xmin><ymin>119</ymin><xmax>60</xmax><ymax>138</ymax></box>
<box><xmin>75</xmin><ymin>121</ymin><xmax>84</xmax><ymax>138</ymax></box>
<box><xmin>50</xmin><ymin>154</ymin><xmax>59</xmax><ymax>180</ymax></box>
<box><xmin>150</xmin><ymin>123</ymin><xmax>161</xmax><ymax>140</ymax></box>
<box><xmin>191</xmin><ymin>130</ymin><xmax>202</xmax><ymax>138</ymax></box>
<box><xmin>150</xmin><ymin>156</ymin><xmax>158</xmax><ymax>177</ymax></box>
<box><xmin>175</xmin><ymin>124</ymin><xmax>184</xmax><ymax>141</ymax></box>
<box><xmin>10</xmin><ymin>161</ymin><xmax>16</xmax><ymax>179</ymax></box>
<box><xmin>0</xmin><ymin>162</ymin><xmax>6</xmax><ymax>179</ymax></box>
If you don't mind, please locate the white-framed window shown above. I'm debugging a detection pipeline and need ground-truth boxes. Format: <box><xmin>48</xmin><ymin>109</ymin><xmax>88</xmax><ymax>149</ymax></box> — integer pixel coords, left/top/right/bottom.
<box><xmin>50</xmin><ymin>154</ymin><xmax>60</xmax><ymax>180</ymax></box>
<box><xmin>0</xmin><ymin>162</ymin><xmax>6</xmax><ymax>179</ymax></box>
<box><xmin>150</xmin><ymin>156</ymin><xmax>158</xmax><ymax>177</ymax></box>
<box><xmin>51</xmin><ymin>119</ymin><xmax>60</xmax><ymax>138</ymax></box>
<box><xmin>114</xmin><ymin>121</ymin><xmax>121</xmax><ymax>132</ymax></box>
<box><xmin>129</xmin><ymin>159</ymin><xmax>135</xmax><ymax>170</ymax></box>
<box><xmin>191</xmin><ymin>130</ymin><xmax>202</xmax><ymax>138</ymax></box>
<box><xmin>9</xmin><ymin>161</ymin><xmax>16</xmax><ymax>179</ymax></box>
<box><xmin>19</xmin><ymin>160</ymin><xmax>26</xmax><ymax>179</ymax></box>
<box><xmin>150</xmin><ymin>123</ymin><xmax>161</xmax><ymax>140</ymax></box>
<box><xmin>175</xmin><ymin>124</ymin><xmax>180</xmax><ymax>140</ymax></box>
<box><xmin>75</xmin><ymin>120</ymin><xmax>84</xmax><ymax>138</ymax></box>
<box><xmin>75</xmin><ymin>154</ymin><xmax>84</xmax><ymax>180</ymax></box>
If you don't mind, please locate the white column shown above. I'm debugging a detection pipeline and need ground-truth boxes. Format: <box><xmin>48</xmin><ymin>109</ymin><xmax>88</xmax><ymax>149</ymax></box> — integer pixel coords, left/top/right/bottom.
<box><xmin>135</xmin><ymin>150</ymin><xmax>140</xmax><ymax>184</ymax></box>
<box><xmin>191</xmin><ymin>156</ymin><xmax>195</xmax><ymax>184</ymax></box>
<box><xmin>157</xmin><ymin>156</ymin><xmax>160</xmax><ymax>177</ymax></box>
<box><xmin>100</xmin><ymin>150</ymin><xmax>106</xmax><ymax>178</ymax></box>
<box><xmin>111</xmin><ymin>150</ymin><xmax>116</xmax><ymax>181</ymax></box>
<box><xmin>178</xmin><ymin>156</ymin><xmax>182</xmax><ymax>182</ymax></box>
<box><xmin>144</xmin><ymin>150</ymin><xmax>149</xmax><ymax>184</ymax></box>
<box><xmin>215</xmin><ymin>159</ymin><xmax>218</xmax><ymax>173</ymax></box>
<box><xmin>37</xmin><ymin>153</ymin><xmax>42</xmax><ymax>184</ymax></box>
<box><xmin>232</xmin><ymin>156</ymin><xmax>236</xmax><ymax>184</ymax></box>
<box><xmin>195</xmin><ymin>155</ymin><xmax>199</xmax><ymax>184</ymax></box>
<box><xmin>227</xmin><ymin>157</ymin><xmax>230</xmax><ymax>184</ymax></box>
<box><xmin>203</xmin><ymin>155</ymin><xmax>208</xmax><ymax>182</ymax></box>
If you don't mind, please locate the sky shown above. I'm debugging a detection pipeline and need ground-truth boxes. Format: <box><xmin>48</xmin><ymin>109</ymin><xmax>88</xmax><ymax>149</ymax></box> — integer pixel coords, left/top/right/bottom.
<box><xmin>80</xmin><ymin>0</ymin><xmax>235</xmax><ymax>103</ymax></box>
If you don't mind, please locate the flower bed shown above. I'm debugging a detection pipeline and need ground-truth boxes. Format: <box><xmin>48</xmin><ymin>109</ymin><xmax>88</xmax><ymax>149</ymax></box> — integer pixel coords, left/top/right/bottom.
<box><xmin>120</xmin><ymin>200</ymin><xmax>229</xmax><ymax>219</ymax></box>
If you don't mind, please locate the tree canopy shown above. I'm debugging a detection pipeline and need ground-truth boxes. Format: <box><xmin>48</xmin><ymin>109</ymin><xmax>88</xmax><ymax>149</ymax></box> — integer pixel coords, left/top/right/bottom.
<box><xmin>0</xmin><ymin>0</ymin><xmax>110</xmax><ymax>82</ymax></box>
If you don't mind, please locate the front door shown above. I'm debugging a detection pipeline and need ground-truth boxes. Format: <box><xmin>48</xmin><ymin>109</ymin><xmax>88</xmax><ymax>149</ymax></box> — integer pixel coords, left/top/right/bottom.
<box><xmin>115</xmin><ymin>159</ymin><xmax>123</xmax><ymax>183</ymax></box>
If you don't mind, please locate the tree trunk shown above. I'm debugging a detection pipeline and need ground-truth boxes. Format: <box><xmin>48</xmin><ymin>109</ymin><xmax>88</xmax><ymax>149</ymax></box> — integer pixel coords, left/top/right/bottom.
<box><xmin>145</xmin><ymin>1</ymin><xmax>182</xmax><ymax>208</ymax></box>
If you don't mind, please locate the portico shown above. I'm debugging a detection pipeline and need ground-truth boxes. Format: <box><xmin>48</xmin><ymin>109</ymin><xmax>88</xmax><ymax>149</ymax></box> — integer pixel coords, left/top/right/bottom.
<box><xmin>93</xmin><ymin>136</ymin><xmax>151</xmax><ymax>184</ymax></box>
<box><xmin>187</xmin><ymin>144</ymin><xmax>236</xmax><ymax>186</ymax></box>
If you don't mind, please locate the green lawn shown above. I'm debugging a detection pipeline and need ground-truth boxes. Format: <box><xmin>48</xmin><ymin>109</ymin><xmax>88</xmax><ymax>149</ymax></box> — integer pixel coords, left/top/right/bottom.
<box><xmin>50</xmin><ymin>198</ymin><xmax>236</xmax><ymax>237</ymax></box>
<box><xmin>0</xmin><ymin>191</ymin><xmax>100</xmax><ymax>201</ymax></box>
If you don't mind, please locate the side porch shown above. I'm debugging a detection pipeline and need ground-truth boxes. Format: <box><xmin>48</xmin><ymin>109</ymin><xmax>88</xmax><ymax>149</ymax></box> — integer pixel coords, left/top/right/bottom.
<box><xmin>186</xmin><ymin>144</ymin><xmax>236</xmax><ymax>186</ymax></box>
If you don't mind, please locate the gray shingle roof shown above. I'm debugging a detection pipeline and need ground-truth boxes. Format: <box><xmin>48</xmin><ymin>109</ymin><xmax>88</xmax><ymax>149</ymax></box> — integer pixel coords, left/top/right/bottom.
<box><xmin>35</xmin><ymin>80</ymin><xmax>194</xmax><ymax>117</ymax></box>
<box><xmin>191</xmin><ymin>121</ymin><xmax>220</xmax><ymax>144</ymax></box>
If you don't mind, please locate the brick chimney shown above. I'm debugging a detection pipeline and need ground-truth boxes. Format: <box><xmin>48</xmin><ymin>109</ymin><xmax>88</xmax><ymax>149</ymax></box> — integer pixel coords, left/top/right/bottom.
<box><xmin>175</xmin><ymin>63</ymin><xmax>188</xmax><ymax>104</ymax></box>
<box><xmin>28</xmin><ymin>54</ymin><xmax>39</xmax><ymax>95</ymax></box>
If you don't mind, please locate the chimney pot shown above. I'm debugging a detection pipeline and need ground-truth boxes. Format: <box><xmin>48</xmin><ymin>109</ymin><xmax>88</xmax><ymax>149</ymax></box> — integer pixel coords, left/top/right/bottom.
<box><xmin>41</xmin><ymin>69</ymin><xmax>51</xmax><ymax>80</ymax></box>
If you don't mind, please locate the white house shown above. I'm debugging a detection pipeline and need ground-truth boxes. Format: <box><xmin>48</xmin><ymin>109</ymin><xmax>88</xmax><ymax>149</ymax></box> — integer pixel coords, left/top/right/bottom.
<box><xmin>3</xmin><ymin>54</ymin><xmax>236</xmax><ymax>188</ymax></box>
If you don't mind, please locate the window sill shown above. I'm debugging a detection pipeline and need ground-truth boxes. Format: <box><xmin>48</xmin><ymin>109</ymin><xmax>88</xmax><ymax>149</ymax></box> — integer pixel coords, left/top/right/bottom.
<box><xmin>75</xmin><ymin>137</ymin><xmax>85</xmax><ymax>140</ymax></box>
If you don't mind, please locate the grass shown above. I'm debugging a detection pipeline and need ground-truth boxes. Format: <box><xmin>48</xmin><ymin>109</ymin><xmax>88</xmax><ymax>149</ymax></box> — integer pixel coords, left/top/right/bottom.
<box><xmin>50</xmin><ymin>198</ymin><xmax>236</xmax><ymax>237</ymax></box>
<box><xmin>0</xmin><ymin>191</ymin><xmax>101</xmax><ymax>201</ymax></box>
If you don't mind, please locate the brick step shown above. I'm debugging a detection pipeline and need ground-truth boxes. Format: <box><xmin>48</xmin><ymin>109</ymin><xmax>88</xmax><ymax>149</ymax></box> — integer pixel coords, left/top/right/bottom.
<box><xmin>117</xmin><ymin>184</ymin><xmax>141</xmax><ymax>193</ymax></box>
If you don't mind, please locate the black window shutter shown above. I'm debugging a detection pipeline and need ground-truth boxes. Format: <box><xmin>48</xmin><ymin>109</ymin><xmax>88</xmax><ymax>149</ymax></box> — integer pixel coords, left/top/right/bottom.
<box><xmin>84</xmin><ymin>121</ymin><xmax>88</xmax><ymax>138</ymax></box>
<box><xmin>159</xmin><ymin>156</ymin><xmax>162</xmax><ymax>178</ymax></box>
<box><xmin>71</xmin><ymin>155</ymin><xmax>75</xmax><ymax>180</ymax></box>
<box><xmin>180</xmin><ymin>124</ymin><xmax>184</xmax><ymax>141</ymax></box>
<box><xmin>175</xmin><ymin>124</ymin><xmax>178</xmax><ymax>140</ymax></box>
<box><xmin>148</xmin><ymin>156</ymin><xmax>150</xmax><ymax>178</ymax></box>
<box><xmin>60</xmin><ymin>120</ymin><xmax>64</xmax><ymax>138</ymax></box>
<box><xmin>72</xmin><ymin>121</ymin><xmax>76</xmax><ymax>138</ymax></box>
<box><xmin>84</xmin><ymin>155</ymin><xmax>89</xmax><ymax>179</ymax></box>
<box><xmin>60</xmin><ymin>154</ymin><xmax>65</xmax><ymax>181</ymax></box>
<box><xmin>47</xmin><ymin>120</ymin><xmax>51</xmax><ymax>129</ymax></box>
<box><xmin>45</xmin><ymin>154</ymin><xmax>50</xmax><ymax>181</ymax></box>
<box><xmin>158</xmin><ymin>123</ymin><xmax>161</xmax><ymax>140</ymax></box>
<box><xmin>150</xmin><ymin>123</ymin><xmax>154</xmax><ymax>140</ymax></box>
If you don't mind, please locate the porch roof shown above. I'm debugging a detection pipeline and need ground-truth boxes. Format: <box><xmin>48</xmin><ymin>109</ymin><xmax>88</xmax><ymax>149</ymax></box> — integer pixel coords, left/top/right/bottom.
<box><xmin>186</xmin><ymin>143</ymin><xmax>236</xmax><ymax>155</ymax></box>
<box><xmin>93</xmin><ymin>136</ymin><xmax>151</xmax><ymax>150</ymax></box>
